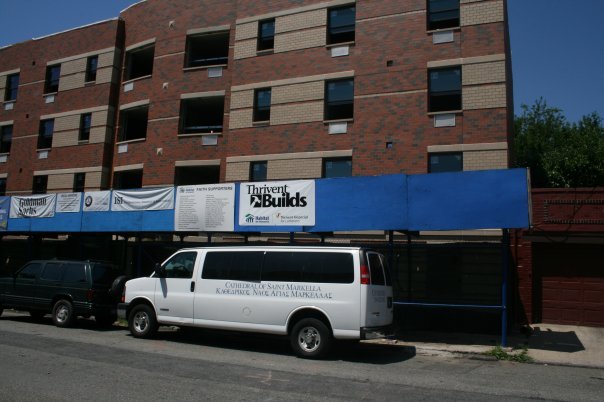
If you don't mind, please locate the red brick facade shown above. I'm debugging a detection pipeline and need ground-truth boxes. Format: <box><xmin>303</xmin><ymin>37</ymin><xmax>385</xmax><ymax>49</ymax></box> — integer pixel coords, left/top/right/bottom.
<box><xmin>1</xmin><ymin>0</ymin><xmax>512</xmax><ymax>193</ymax></box>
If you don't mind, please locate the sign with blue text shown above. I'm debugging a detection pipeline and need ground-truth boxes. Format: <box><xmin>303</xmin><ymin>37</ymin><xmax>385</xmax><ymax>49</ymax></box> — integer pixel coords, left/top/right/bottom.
<box><xmin>112</xmin><ymin>187</ymin><xmax>175</xmax><ymax>211</ymax></box>
<box><xmin>175</xmin><ymin>184</ymin><xmax>235</xmax><ymax>231</ymax></box>
<box><xmin>239</xmin><ymin>180</ymin><xmax>315</xmax><ymax>226</ymax></box>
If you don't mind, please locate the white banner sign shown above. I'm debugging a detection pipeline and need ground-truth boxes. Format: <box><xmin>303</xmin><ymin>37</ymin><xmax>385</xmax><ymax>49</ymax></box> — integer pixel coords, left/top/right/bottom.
<box><xmin>112</xmin><ymin>187</ymin><xmax>175</xmax><ymax>211</ymax></box>
<box><xmin>56</xmin><ymin>193</ymin><xmax>81</xmax><ymax>213</ymax></box>
<box><xmin>239</xmin><ymin>180</ymin><xmax>315</xmax><ymax>226</ymax></box>
<box><xmin>83</xmin><ymin>191</ymin><xmax>111</xmax><ymax>212</ymax></box>
<box><xmin>175</xmin><ymin>184</ymin><xmax>235</xmax><ymax>231</ymax></box>
<box><xmin>10</xmin><ymin>194</ymin><xmax>57</xmax><ymax>218</ymax></box>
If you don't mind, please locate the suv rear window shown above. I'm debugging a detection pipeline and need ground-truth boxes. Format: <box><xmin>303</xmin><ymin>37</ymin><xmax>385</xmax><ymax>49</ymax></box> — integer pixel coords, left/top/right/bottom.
<box><xmin>91</xmin><ymin>264</ymin><xmax>117</xmax><ymax>285</ymax></box>
<box><xmin>40</xmin><ymin>262</ymin><xmax>63</xmax><ymax>281</ymax></box>
<box><xmin>62</xmin><ymin>263</ymin><xmax>87</xmax><ymax>283</ymax></box>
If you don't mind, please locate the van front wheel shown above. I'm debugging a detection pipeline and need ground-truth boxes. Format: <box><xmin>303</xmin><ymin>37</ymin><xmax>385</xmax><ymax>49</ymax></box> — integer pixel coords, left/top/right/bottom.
<box><xmin>290</xmin><ymin>318</ymin><xmax>331</xmax><ymax>359</ymax></box>
<box><xmin>128</xmin><ymin>304</ymin><xmax>157</xmax><ymax>339</ymax></box>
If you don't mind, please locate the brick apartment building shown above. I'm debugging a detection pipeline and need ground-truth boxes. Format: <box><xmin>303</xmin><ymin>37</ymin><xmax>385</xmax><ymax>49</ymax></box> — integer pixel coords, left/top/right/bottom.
<box><xmin>0</xmin><ymin>0</ymin><xmax>512</xmax><ymax>194</ymax></box>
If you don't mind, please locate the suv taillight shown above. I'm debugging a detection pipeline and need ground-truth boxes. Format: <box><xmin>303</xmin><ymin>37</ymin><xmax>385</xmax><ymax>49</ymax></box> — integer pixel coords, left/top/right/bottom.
<box><xmin>360</xmin><ymin>264</ymin><xmax>370</xmax><ymax>285</ymax></box>
<box><xmin>120</xmin><ymin>285</ymin><xmax>126</xmax><ymax>303</ymax></box>
<box><xmin>86</xmin><ymin>289</ymin><xmax>96</xmax><ymax>301</ymax></box>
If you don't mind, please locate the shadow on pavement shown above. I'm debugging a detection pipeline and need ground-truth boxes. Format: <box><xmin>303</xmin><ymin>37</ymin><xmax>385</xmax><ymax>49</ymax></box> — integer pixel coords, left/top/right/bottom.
<box><xmin>528</xmin><ymin>327</ymin><xmax>585</xmax><ymax>353</ymax></box>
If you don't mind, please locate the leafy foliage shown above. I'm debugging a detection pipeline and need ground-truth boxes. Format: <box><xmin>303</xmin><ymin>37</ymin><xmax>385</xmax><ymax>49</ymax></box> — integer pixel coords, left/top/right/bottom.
<box><xmin>513</xmin><ymin>98</ymin><xmax>604</xmax><ymax>188</ymax></box>
<box><xmin>486</xmin><ymin>345</ymin><xmax>532</xmax><ymax>363</ymax></box>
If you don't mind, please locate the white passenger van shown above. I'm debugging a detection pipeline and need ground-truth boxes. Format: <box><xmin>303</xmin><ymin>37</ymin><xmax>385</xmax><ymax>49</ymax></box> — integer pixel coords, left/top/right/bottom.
<box><xmin>118</xmin><ymin>246</ymin><xmax>393</xmax><ymax>358</ymax></box>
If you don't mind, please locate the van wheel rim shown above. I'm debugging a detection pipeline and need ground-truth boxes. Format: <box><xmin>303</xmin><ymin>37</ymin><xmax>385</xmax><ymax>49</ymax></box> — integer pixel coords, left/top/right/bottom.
<box><xmin>134</xmin><ymin>312</ymin><xmax>149</xmax><ymax>333</ymax></box>
<box><xmin>298</xmin><ymin>326</ymin><xmax>321</xmax><ymax>352</ymax></box>
<box><xmin>56</xmin><ymin>305</ymin><xmax>69</xmax><ymax>323</ymax></box>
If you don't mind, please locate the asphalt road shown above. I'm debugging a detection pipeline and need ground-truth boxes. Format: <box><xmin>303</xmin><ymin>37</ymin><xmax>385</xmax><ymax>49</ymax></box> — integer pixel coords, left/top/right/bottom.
<box><xmin>0</xmin><ymin>311</ymin><xmax>602</xmax><ymax>401</ymax></box>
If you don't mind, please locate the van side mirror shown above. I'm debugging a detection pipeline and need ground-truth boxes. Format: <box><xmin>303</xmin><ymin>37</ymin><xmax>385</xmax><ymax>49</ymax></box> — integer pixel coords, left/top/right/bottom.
<box><xmin>155</xmin><ymin>263</ymin><xmax>166</xmax><ymax>278</ymax></box>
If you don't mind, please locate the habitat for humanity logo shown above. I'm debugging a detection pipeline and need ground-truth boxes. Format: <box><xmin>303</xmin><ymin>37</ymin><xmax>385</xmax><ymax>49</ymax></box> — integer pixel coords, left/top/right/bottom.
<box><xmin>245</xmin><ymin>213</ymin><xmax>269</xmax><ymax>224</ymax></box>
<box><xmin>247</xmin><ymin>183</ymin><xmax>307</xmax><ymax>208</ymax></box>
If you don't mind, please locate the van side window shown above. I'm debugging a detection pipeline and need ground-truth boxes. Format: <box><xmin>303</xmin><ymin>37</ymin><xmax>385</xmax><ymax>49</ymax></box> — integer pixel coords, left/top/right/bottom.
<box><xmin>380</xmin><ymin>254</ymin><xmax>392</xmax><ymax>286</ymax></box>
<box><xmin>367</xmin><ymin>253</ymin><xmax>385</xmax><ymax>285</ymax></box>
<box><xmin>17</xmin><ymin>263</ymin><xmax>42</xmax><ymax>279</ymax></box>
<box><xmin>163</xmin><ymin>251</ymin><xmax>197</xmax><ymax>279</ymax></box>
<box><xmin>62</xmin><ymin>263</ymin><xmax>87</xmax><ymax>283</ymax></box>
<box><xmin>202</xmin><ymin>251</ymin><xmax>263</xmax><ymax>281</ymax></box>
<box><xmin>40</xmin><ymin>262</ymin><xmax>64</xmax><ymax>281</ymax></box>
<box><xmin>263</xmin><ymin>251</ymin><xmax>354</xmax><ymax>284</ymax></box>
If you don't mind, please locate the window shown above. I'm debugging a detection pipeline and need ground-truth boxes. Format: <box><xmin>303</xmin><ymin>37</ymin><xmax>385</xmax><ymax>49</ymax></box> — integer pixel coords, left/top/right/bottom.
<box><xmin>174</xmin><ymin>166</ymin><xmax>220</xmax><ymax>186</ymax></box>
<box><xmin>119</xmin><ymin>106</ymin><xmax>148</xmax><ymax>142</ymax></box>
<box><xmin>202</xmin><ymin>251</ymin><xmax>263</xmax><ymax>281</ymax></box>
<box><xmin>185</xmin><ymin>31</ymin><xmax>229</xmax><ymax>68</ymax></box>
<box><xmin>113</xmin><ymin>170</ymin><xmax>143</xmax><ymax>189</ymax></box>
<box><xmin>73</xmin><ymin>172</ymin><xmax>86</xmax><ymax>193</ymax></box>
<box><xmin>125</xmin><ymin>45</ymin><xmax>154</xmax><ymax>80</ymax></box>
<box><xmin>325</xmin><ymin>78</ymin><xmax>354</xmax><ymax>120</ymax></box>
<box><xmin>428</xmin><ymin>67</ymin><xmax>461</xmax><ymax>112</ymax></box>
<box><xmin>91</xmin><ymin>263</ymin><xmax>118</xmax><ymax>285</ymax></box>
<box><xmin>85</xmin><ymin>56</ymin><xmax>98</xmax><ymax>82</ymax></box>
<box><xmin>5</xmin><ymin>73</ymin><xmax>19</xmax><ymax>101</ymax></box>
<box><xmin>44</xmin><ymin>65</ymin><xmax>61</xmax><ymax>93</ymax></box>
<box><xmin>79</xmin><ymin>113</ymin><xmax>92</xmax><ymax>142</ymax></box>
<box><xmin>327</xmin><ymin>5</ymin><xmax>356</xmax><ymax>44</ymax></box>
<box><xmin>179</xmin><ymin>97</ymin><xmax>224</xmax><ymax>134</ymax></box>
<box><xmin>261</xmin><ymin>251</ymin><xmax>354</xmax><ymax>283</ymax></box>
<box><xmin>1</xmin><ymin>125</ymin><xmax>12</xmax><ymax>153</ymax></box>
<box><xmin>428</xmin><ymin>0</ymin><xmax>460</xmax><ymax>30</ymax></box>
<box><xmin>253</xmin><ymin>88</ymin><xmax>271</xmax><ymax>122</ymax></box>
<box><xmin>0</xmin><ymin>178</ymin><xmax>6</xmax><ymax>196</ymax></box>
<box><xmin>38</xmin><ymin>119</ymin><xmax>54</xmax><ymax>149</ymax></box>
<box><xmin>32</xmin><ymin>175</ymin><xmax>48</xmax><ymax>194</ymax></box>
<box><xmin>17</xmin><ymin>263</ymin><xmax>41</xmax><ymax>279</ymax></box>
<box><xmin>250</xmin><ymin>161</ymin><xmax>267</xmax><ymax>182</ymax></box>
<box><xmin>257</xmin><ymin>19</ymin><xmax>275</xmax><ymax>51</ymax></box>
<box><xmin>367</xmin><ymin>253</ymin><xmax>385</xmax><ymax>285</ymax></box>
<box><xmin>62</xmin><ymin>263</ymin><xmax>87</xmax><ymax>283</ymax></box>
<box><xmin>323</xmin><ymin>157</ymin><xmax>352</xmax><ymax>178</ymax></box>
<box><xmin>162</xmin><ymin>251</ymin><xmax>197</xmax><ymax>279</ymax></box>
<box><xmin>429</xmin><ymin>152</ymin><xmax>462</xmax><ymax>173</ymax></box>
<box><xmin>40</xmin><ymin>263</ymin><xmax>64</xmax><ymax>282</ymax></box>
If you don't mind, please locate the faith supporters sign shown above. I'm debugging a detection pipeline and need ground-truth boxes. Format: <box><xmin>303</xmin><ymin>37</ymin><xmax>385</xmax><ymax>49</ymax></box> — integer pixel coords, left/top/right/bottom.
<box><xmin>239</xmin><ymin>180</ymin><xmax>315</xmax><ymax>226</ymax></box>
<box><xmin>175</xmin><ymin>184</ymin><xmax>235</xmax><ymax>231</ymax></box>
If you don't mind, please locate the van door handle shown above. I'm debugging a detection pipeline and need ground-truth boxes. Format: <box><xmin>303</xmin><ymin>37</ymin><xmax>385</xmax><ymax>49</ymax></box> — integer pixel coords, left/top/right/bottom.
<box><xmin>190</xmin><ymin>281</ymin><xmax>195</xmax><ymax>292</ymax></box>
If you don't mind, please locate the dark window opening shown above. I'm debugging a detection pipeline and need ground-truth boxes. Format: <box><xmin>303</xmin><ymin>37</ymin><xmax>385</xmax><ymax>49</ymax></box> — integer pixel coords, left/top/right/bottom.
<box><xmin>180</xmin><ymin>97</ymin><xmax>224</xmax><ymax>134</ymax></box>
<box><xmin>323</xmin><ymin>157</ymin><xmax>352</xmax><ymax>178</ymax></box>
<box><xmin>262</xmin><ymin>251</ymin><xmax>354</xmax><ymax>283</ymax></box>
<box><xmin>119</xmin><ymin>106</ymin><xmax>148</xmax><ymax>142</ymax></box>
<box><xmin>62</xmin><ymin>263</ymin><xmax>87</xmax><ymax>283</ymax></box>
<box><xmin>38</xmin><ymin>119</ymin><xmax>54</xmax><ymax>149</ymax></box>
<box><xmin>429</xmin><ymin>152</ymin><xmax>463</xmax><ymax>173</ymax></box>
<box><xmin>113</xmin><ymin>170</ymin><xmax>143</xmax><ymax>190</ymax></box>
<box><xmin>79</xmin><ymin>113</ymin><xmax>92</xmax><ymax>142</ymax></box>
<box><xmin>174</xmin><ymin>166</ymin><xmax>220</xmax><ymax>186</ymax></box>
<box><xmin>328</xmin><ymin>5</ymin><xmax>356</xmax><ymax>44</ymax></box>
<box><xmin>32</xmin><ymin>175</ymin><xmax>48</xmax><ymax>194</ymax></box>
<box><xmin>1</xmin><ymin>125</ymin><xmax>12</xmax><ymax>153</ymax></box>
<box><xmin>250</xmin><ymin>161</ymin><xmax>267</xmax><ymax>182</ymax></box>
<box><xmin>5</xmin><ymin>73</ymin><xmax>19</xmax><ymax>101</ymax></box>
<box><xmin>73</xmin><ymin>172</ymin><xmax>86</xmax><ymax>193</ymax></box>
<box><xmin>85</xmin><ymin>55</ymin><xmax>98</xmax><ymax>82</ymax></box>
<box><xmin>253</xmin><ymin>88</ymin><xmax>271</xmax><ymax>122</ymax></box>
<box><xmin>428</xmin><ymin>0</ymin><xmax>460</xmax><ymax>30</ymax></box>
<box><xmin>185</xmin><ymin>31</ymin><xmax>229</xmax><ymax>68</ymax></box>
<box><xmin>202</xmin><ymin>251</ymin><xmax>263</xmax><ymax>282</ymax></box>
<box><xmin>325</xmin><ymin>78</ymin><xmax>354</xmax><ymax>120</ymax></box>
<box><xmin>0</xmin><ymin>178</ymin><xmax>6</xmax><ymax>196</ymax></box>
<box><xmin>428</xmin><ymin>67</ymin><xmax>461</xmax><ymax>112</ymax></box>
<box><xmin>257</xmin><ymin>19</ymin><xmax>275</xmax><ymax>51</ymax></box>
<box><xmin>44</xmin><ymin>65</ymin><xmax>61</xmax><ymax>94</ymax></box>
<box><xmin>125</xmin><ymin>45</ymin><xmax>154</xmax><ymax>80</ymax></box>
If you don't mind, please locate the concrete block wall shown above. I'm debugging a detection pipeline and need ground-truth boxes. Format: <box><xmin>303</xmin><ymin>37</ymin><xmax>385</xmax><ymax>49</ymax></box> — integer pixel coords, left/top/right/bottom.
<box><xmin>40</xmin><ymin>107</ymin><xmax>114</xmax><ymax>148</ymax></box>
<box><xmin>461</xmin><ymin>0</ymin><xmax>505</xmax><ymax>26</ymax></box>
<box><xmin>37</xmin><ymin>166</ymin><xmax>107</xmax><ymax>192</ymax></box>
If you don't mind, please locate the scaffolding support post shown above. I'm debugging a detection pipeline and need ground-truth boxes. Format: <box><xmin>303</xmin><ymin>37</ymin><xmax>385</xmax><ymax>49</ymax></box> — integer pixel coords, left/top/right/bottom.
<box><xmin>501</xmin><ymin>229</ymin><xmax>510</xmax><ymax>347</ymax></box>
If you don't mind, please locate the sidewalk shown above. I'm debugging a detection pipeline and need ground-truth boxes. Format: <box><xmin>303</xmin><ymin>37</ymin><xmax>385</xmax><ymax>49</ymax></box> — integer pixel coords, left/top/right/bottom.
<box><xmin>375</xmin><ymin>324</ymin><xmax>604</xmax><ymax>369</ymax></box>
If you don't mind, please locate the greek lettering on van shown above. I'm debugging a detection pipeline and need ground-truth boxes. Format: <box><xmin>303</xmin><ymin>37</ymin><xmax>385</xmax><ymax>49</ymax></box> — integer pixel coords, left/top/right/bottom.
<box><xmin>216</xmin><ymin>281</ymin><xmax>333</xmax><ymax>300</ymax></box>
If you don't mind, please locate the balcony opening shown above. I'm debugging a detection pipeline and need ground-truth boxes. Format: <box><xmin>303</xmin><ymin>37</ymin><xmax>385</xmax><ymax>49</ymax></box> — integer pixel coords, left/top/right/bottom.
<box><xmin>180</xmin><ymin>97</ymin><xmax>224</xmax><ymax>134</ymax></box>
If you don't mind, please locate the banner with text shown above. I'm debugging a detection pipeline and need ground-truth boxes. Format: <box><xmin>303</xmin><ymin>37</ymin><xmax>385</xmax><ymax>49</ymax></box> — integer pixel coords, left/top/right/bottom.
<box><xmin>0</xmin><ymin>197</ymin><xmax>9</xmax><ymax>230</ymax></box>
<box><xmin>239</xmin><ymin>180</ymin><xmax>315</xmax><ymax>226</ymax></box>
<box><xmin>10</xmin><ymin>194</ymin><xmax>56</xmax><ymax>218</ymax></box>
<box><xmin>112</xmin><ymin>187</ymin><xmax>175</xmax><ymax>211</ymax></box>
<box><xmin>56</xmin><ymin>193</ymin><xmax>82</xmax><ymax>213</ymax></box>
<box><xmin>175</xmin><ymin>184</ymin><xmax>235</xmax><ymax>231</ymax></box>
<box><xmin>83</xmin><ymin>191</ymin><xmax>111</xmax><ymax>212</ymax></box>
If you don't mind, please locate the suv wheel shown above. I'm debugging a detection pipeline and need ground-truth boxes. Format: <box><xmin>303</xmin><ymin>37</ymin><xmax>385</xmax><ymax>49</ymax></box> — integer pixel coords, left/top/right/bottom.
<box><xmin>129</xmin><ymin>304</ymin><xmax>157</xmax><ymax>338</ymax></box>
<box><xmin>52</xmin><ymin>299</ymin><xmax>75</xmax><ymax>328</ymax></box>
<box><xmin>290</xmin><ymin>318</ymin><xmax>332</xmax><ymax>359</ymax></box>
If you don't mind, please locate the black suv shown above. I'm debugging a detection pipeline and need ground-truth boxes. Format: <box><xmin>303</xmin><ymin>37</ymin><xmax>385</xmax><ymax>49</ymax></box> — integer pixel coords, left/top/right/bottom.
<box><xmin>0</xmin><ymin>260</ymin><xmax>127</xmax><ymax>327</ymax></box>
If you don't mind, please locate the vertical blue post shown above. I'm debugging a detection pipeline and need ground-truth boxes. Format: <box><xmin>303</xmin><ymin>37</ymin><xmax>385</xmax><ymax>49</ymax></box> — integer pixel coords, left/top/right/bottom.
<box><xmin>501</xmin><ymin>229</ymin><xmax>509</xmax><ymax>347</ymax></box>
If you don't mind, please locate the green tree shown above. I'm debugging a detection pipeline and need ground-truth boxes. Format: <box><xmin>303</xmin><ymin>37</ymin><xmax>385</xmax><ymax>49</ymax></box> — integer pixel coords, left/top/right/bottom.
<box><xmin>513</xmin><ymin>99</ymin><xmax>604</xmax><ymax>188</ymax></box>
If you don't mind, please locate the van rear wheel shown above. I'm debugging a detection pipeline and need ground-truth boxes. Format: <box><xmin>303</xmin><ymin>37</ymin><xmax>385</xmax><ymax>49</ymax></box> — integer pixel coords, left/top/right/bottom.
<box><xmin>128</xmin><ymin>304</ymin><xmax>157</xmax><ymax>338</ymax></box>
<box><xmin>290</xmin><ymin>318</ymin><xmax>331</xmax><ymax>359</ymax></box>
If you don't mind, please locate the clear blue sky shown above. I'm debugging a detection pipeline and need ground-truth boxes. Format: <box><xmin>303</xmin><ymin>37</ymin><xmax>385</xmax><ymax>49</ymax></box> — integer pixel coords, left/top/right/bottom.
<box><xmin>0</xmin><ymin>0</ymin><xmax>602</xmax><ymax>122</ymax></box>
